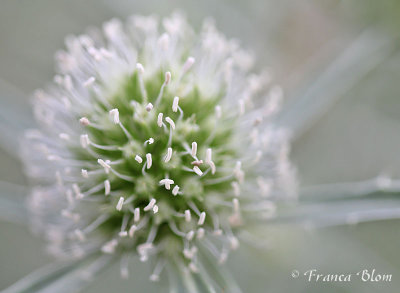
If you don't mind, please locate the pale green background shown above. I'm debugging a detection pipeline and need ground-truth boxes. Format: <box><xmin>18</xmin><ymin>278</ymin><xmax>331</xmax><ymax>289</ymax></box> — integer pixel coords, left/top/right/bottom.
<box><xmin>1</xmin><ymin>1</ymin><xmax>400</xmax><ymax>292</ymax></box>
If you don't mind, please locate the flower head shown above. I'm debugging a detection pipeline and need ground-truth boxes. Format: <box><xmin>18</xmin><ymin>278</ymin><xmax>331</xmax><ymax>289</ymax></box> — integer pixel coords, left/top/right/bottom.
<box><xmin>22</xmin><ymin>12</ymin><xmax>296</xmax><ymax>290</ymax></box>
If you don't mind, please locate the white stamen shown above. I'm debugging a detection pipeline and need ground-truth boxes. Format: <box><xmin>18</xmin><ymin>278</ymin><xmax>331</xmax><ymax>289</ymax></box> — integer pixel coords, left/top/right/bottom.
<box><xmin>153</xmin><ymin>205</ymin><xmax>159</xmax><ymax>214</ymax></box>
<box><xmin>59</xmin><ymin>133</ymin><xmax>70</xmax><ymax>140</ymax></box>
<box><xmin>233</xmin><ymin>161</ymin><xmax>244</xmax><ymax>183</ymax></box>
<box><xmin>134</xmin><ymin>208</ymin><xmax>140</xmax><ymax>222</ymax></box>
<box><xmin>172</xmin><ymin>185</ymin><xmax>180</xmax><ymax>196</ymax></box>
<box><xmin>198</xmin><ymin>212</ymin><xmax>206</xmax><ymax>225</ymax></box>
<box><xmin>157</xmin><ymin>113</ymin><xmax>164</xmax><ymax>127</ymax></box>
<box><xmin>136</xmin><ymin>63</ymin><xmax>144</xmax><ymax>74</ymax></box>
<box><xmin>165</xmin><ymin>117</ymin><xmax>175</xmax><ymax>130</ymax></box>
<box><xmin>191</xmin><ymin>142</ymin><xmax>197</xmax><ymax>157</ymax></box>
<box><xmin>135</xmin><ymin>155</ymin><xmax>143</xmax><ymax>163</ymax></box>
<box><xmin>193</xmin><ymin>166</ymin><xmax>203</xmax><ymax>176</ymax></box>
<box><xmin>205</xmin><ymin>148</ymin><xmax>216</xmax><ymax>174</ymax></box>
<box><xmin>189</xmin><ymin>262</ymin><xmax>198</xmax><ymax>273</ymax></box>
<box><xmin>164</xmin><ymin>147</ymin><xmax>173</xmax><ymax>163</ymax></box>
<box><xmin>229</xmin><ymin>236</ymin><xmax>239</xmax><ymax>250</ymax></box>
<box><xmin>146</xmin><ymin>153</ymin><xmax>152</xmax><ymax>169</ymax></box>
<box><xmin>144</xmin><ymin>198</ymin><xmax>156</xmax><ymax>211</ymax></box>
<box><xmin>81</xmin><ymin>169</ymin><xmax>88</xmax><ymax>178</ymax></box>
<box><xmin>164</xmin><ymin>71</ymin><xmax>171</xmax><ymax>85</ymax></box>
<box><xmin>98</xmin><ymin>159</ymin><xmax>111</xmax><ymax>174</ymax></box>
<box><xmin>172</xmin><ymin>96</ymin><xmax>179</xmax><ymax>112</ymax></box>
<box><xmin>129</xmin><ymin>225</ymin><xmax>137</xmax><ymax>238</ymax></box>
<box><xmin>74</xmin><ymin>229</ymin><xmax>86</xmax><ymax>242</ymax></box>
<box><xmin>101</xmin><ymin>239</ymin><xmax>118</xmax><ymax>254</ymax></box>
<box><xmin>186</xmin><ymin>230</ymin><xmax>195</xmax><ymax>241</ymax></box>
<box><xmin>109</xmin><ymin>109</ymin><xmax>120</xmax><ymax>124</ymax></box>
<box><xmin>119</xmin><ymin>231</ymin><xmax>128</xmax><ymax>237</ymax></box>
<box><xmin>233</xmin><ymin>198</ymin><xmax>240</xmax><ymax>213</ymax></box>
<box><xmin>231</xmin><ymin>181</ymin><xmax>240</xmax><ymax>196</ymax></box>
<box><xmin>215</xmin><ymin>105</ymin><xmax>222</xmax><ymax>119</ymax></box>
<box><xmin>116</xmin><ymin>197</ymin><xmax>125</xmax><ymax>211</ymax></box>
<box><xmin>79</xmin><ymin>117</ymin><xmax>90</xmax><ymax>126</ymax></box>
<box><xmin>158</xmin><ymin>33</ymin><xmax>169</xmax><ymax>51</ymax></box>
<box><xmin>145</xmin><ymin>137</ymin><xmax>154</xmax><ymax>145</ymax></box>
<box><xmin>83</xmin><ymin>76</ymin><xmax>95</xmax><ymax>87</ymax></box>
<box><xmin>72</xmin><ymin>183</ymin><xmax>83</xmax><ymax>199</ymax></box>
<box><xmin>104</xmin><ymin>180</ymin><xmax>111</xmax><ymax>196</ymax></box>
<box><xmin>197</xmin><ymin>228</ymin><xmax>205</xmax><ymax>239</ymax></box>
<box><xmin>80</xmin><ymin>134</ymin><xmax>90</xmax><ymax>148</ymax></box>
<box><xmin>145</xmin><ymin>103</ymin><xmax>153</xmax><ymax>112</ymax></box>
<box><xmin>183</xmin><ymin>56</ymin><xmax>195</xmax><ymax>72</ymax></box>
<box><xmin>185</xmin><ymin>210</ymin><xmax>191</xmax><ymax>222</ymax></box>
<box><xmin>238</xmin><ymin>99</ymin><xmax>245</xmax><ymax>116</ymax></box>
<box><xmin>159</xmin><ymin>178</ymin><xmax>174</xmax><ymax>190</ymax></box>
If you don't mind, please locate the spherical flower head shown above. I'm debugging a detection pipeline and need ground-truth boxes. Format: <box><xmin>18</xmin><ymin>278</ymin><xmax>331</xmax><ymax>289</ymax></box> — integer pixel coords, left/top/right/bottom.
<box><xmin>22</xmin><ymin>12</ymin><xmax>296</xmax><ymax>289</ymax></box>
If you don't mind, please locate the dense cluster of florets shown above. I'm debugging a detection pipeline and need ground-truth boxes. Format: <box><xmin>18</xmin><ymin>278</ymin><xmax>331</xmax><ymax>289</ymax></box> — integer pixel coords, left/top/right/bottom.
<box><xmin>22</xmin><ymin>12</ymin><xmax>296</xmax><ymax>289</ymax></box>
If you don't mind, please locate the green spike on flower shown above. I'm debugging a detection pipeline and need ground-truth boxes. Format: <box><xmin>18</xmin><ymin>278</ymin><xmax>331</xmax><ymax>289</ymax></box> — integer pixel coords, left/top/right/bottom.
<box><xmin>22</xmin><ymin>12</ymin><xmax>297</xmax><ymax>290</ymax></box>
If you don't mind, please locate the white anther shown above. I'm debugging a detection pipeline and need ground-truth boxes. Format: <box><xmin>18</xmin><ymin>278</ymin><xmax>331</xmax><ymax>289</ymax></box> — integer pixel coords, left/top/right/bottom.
<box><xmin>185</xmin><ymin>210</ymin><xmax>191</xmax><ymax>222</ymax></box>
<box><xmin>215</xmin><ymin>105</ymin><xmax>222</xmax><ymax>119</ymax></box>
<box><xmin>164</xmin><ymin>147</ymin><xmax>173</xmax><ymax>163</ymax></box>
<box><xmin>109</xmin><ymin>108</ymin><xmax>120</xmax><ymax>124</ymax></box>
<box><xmin>136</xmin><ymin>63</ymin><xmax>144</xmax><ymax>74</ymax></box>
<box><xmin>79</xmin><ymin>117</ymin><xmax>90</xmax><ymax>126</ymax></box>
<box><xmin>74</xmin><ymin>229</ymin><xmax>86</xmax><ymax>242</ymax></box>
<box><xmin>146</xmin><ymin>138</ymin><xmax>154</xmax><ymax>145</ymax></box>
<box><xmin>205</xmin><ymin>148</ymin><xmax>216</xmax><ymax>174</ymax></box>
<box><xmin>233</xmin><ymin>198</ymin><xmax>240</xmax><ymax>213</ymax></box>
<box><xmin>229</xmin><ymin>236</ymin><xmax>239</xmax><ymax>250</ymax></box>
<box><xmin>193</xmin><ymin>166</ymin><xmax>203</xmax><ymax>176</ymax></box>
<box><xmin>172</xmin><ymin>185</ymin><xmax>180</xmax><ymax>196</ymax></box>
<box><xmin>72</xmin><ymin>183</ymin><xmax>83</xmax><ymax>199</ymax></box>
<box><xmin>98</xmin><ymin>159</ymin><xmax>111</xmax><ymax>174</ymax></box>
<box><xmin>150</xmin><ymin>274</ymin><xmax>160</xmax><ymax>282</ymax></box>
<box><xmin>172</xmin><ymin>96</ymin><xmax>179</xmax><ymax>112</ymax></box>
<box><xmin>135</xmin><ymin>155</ymin><xmax>143</xmax><ymax>163</ymax></box>
<box><xmin>128</xmin><ymin>225</ymin><xmax>137</xmax><ymax>238</ymax></box>
<box><xmin>186</xmin><ymin>230</ymin><xmax>195</xmax><ymax>241</ymax></box>
<box><xmin>101</xmin><ymin>239</ymin><xmax>118</xmax><ymax>254</ymax></box>
<box><xmin>59</xmin><ymin>133</ymin><xmax>70</xmax><ymax>140</ymax></box>
<box><xmin>233</xmin><ymin>161</ymin><xmax>244</xmax><ymax>183</ymax></box>
<box><xmin>119</xmin><ymin>231</ymin><xmax>128</xmax><ymax>237</ymax></box>
<box><xmin>157</xmin><ymin>113</ymin><xmax>164</xmax><ymax>127</ymax></box>
<box><xmin>238</xmin><ymin>99</ymin><xmax>245</xmax><ymax>116</ymax></box>
<box><xmin>146</xmin><ymin>153</ymin><xmax>152</xmax><ymax>169</ymax></box>
<box><xmin>183</xmin><ymin>56</ymin><xmax>195</xmax><ymax>72</ymax></box>
<box><xmin>257</xmin><ymin>177</ymin><xmax>272</xmax><ymax>197</ymax></box>
<box><xmin>189</xmin><ymin>262</ymin><xmax>198</xmax><ymax>273</ymax></box>
<box><xmin>158</xmin><ymin>33</ymin><xmax>169</xmax><ymax>50</ymax></box>
<box><xmin>80</xmin><ymin>134</ymin><xmax>90</xmax><ymax>148</ymax></box>
<box><xmin>131</xmin><ymin>208</ymin><xmax>139</xmax><ymax>224</ymax></box>
<box><xmin>198</xmin><ymin>212</ymin><xmax>206</xmax><ymax>225</ymax></box>
<box><xmin>83</xmin><ymin>76</ymin><xmax>95</xmax><ymax>87</ymax></box>
<box><xmin>191</xmin><ymin>142</ymin><xmax>197</xmax><ymax>157</ymax></box>
<box><xmin>61</xmin><ymin>210</ymin><xmax>80</xmax><ymax>222</ymax></box>
<box><xmin>144</xmin><ymin>198</ymin><xmax>156</xmax><ymax>211</ymax></box>
<box><xmin>164</xmin><ymin>71</ymin><xmax>171</xmax><ymax>85</ymax></box>
<box><xmin>81</xmin><ymin>169</ymin><xmax>89</xmax><ymax>178</ymax></box>
<box><xmin>165</xmin><ymin>117</ymin><xmax>175</xmax><ymax>129</ymax></box>
<box><xmin>159</xmin><ymin>178</ymin><xmax>174</xmax><ymax>190</ymax></box>
<box><xmin>231</xmin><ymin>181</ymin><xmax>240</xmax><ymax>196</ymax></box>
<box><xmin>197</xmin><ymin>228</ymin><xmax>205</xmax><ymax>239</ymax></box>
<box><xmin>116</xmin><ymin>197</ymin><xmax>125</xmax><ymax>211</ymax></box>
<box><xmin>145</xmin><ymin>103</ymin><xmax>153</xmax><ymax>112</ymax></box>
<box><xmin>104</xmin><ymin>180</ymin><xmax>111</xmax><ymax>196</ymax></box>
<box><xmin>153</xmin><ymin>205</ymin><xmax>159</xmax><ymax>214</ymax></box>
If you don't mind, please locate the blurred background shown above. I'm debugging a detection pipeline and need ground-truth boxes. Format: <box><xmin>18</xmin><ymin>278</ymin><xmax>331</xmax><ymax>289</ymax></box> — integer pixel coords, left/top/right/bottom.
<box><xmin>1</xmin><ymin>0</ymin><xmax>400</xmax><ymax>292</ymax></box>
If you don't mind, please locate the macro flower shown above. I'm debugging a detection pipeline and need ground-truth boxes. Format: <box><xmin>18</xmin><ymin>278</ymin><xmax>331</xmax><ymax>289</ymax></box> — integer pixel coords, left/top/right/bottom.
<box><xmin>20</xmin><ymin>12</ymin><xmax>296</xmax><ymax>291</ymax></box>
